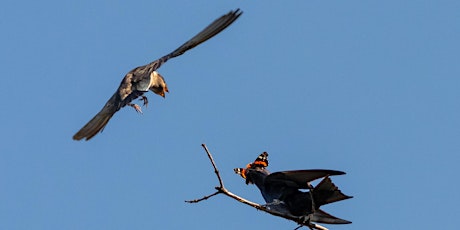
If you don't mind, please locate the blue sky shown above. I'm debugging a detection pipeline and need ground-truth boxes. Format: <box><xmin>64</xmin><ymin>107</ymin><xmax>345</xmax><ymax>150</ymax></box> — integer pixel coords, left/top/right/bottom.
<box><xmin>1</xmin><ymin>0</ymin><xmax>459</xmax><ymax>229</ymax></box>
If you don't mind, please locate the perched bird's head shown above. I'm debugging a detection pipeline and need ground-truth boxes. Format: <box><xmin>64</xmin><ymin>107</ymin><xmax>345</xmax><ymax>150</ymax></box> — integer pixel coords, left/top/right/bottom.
<box><xmin>234</xmin><ymin>152</ymin><xmax>269</xmax><ymax>184</ymax></box>
<box><xmin>150</xmin><ymin>71</ymin><xmax>169</xmax><ymax>98</ymax></box>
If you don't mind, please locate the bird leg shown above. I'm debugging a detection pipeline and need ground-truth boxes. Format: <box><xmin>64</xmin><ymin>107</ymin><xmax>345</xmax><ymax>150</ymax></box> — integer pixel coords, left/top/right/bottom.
<box><xmin>263</xmin><ymin>199</ymin><xmax>284</xmax><ymax>206</ymax></box>
<box><xmin>308</xmin><ymin>182</ymin><xmax>316</xmax><ymax>212</ymax></box>
<box><xmin>139</xmin><ymin>95</ymin><xmax>149</xmax><ymax>108</ymax></box>
<box><xmin>262</xmin><ymin>200</ymin><xmax>290</xmax><ymax>213</ymax></box>
<box><xmin>298</xmin><ymin>214</ymin><xmax>311</xmax><ymax>225</ymax></box>
<box><xmin>128</xmin><ymin>103</ymin><xmax>143</xmax><ymax>114</ymax></box>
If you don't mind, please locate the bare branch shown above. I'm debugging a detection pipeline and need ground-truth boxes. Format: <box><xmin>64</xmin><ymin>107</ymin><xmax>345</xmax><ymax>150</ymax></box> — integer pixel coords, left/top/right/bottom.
<box><xmin>185</xmin><ymin>190</ymin><xmax>220</xmax><ymax>203</ymax></box>
<box><xmin>186</xmin><ymin>144</ymin><xmax>329</xmax><ymax>230</ymax></box>
<box><xmin>201</xmin><ymin>143</ymin><xmax>224</xmax><ymax>188</ymax></box>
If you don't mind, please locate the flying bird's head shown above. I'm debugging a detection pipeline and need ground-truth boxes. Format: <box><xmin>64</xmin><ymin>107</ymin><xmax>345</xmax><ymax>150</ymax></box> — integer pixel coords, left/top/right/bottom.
<box><xmin>234</xmin><ymin>152</ymin><xmax>269</xmax><ymax>184</ymax></box>
<box><xmin>150</xmin><ymin>71</ymin><xmax>169</xmax><ymax>98</ymax></box>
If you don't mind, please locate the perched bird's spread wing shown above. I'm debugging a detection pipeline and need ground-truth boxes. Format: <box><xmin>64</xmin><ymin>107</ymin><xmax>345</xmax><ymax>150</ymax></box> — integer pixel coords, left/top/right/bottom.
<box><xmin>73</xmin><ymin>9</ymin><xmax>242</xmax><ymax>141</ymax></box>
<box><xmin>265</xmin><ymin>169</ymin><xmax>346</xmax><ymax>189</ymax></box>
<box><xmin>118</xmin><ymin>9</ymin><xmax>243</xmax><ymax>102</ymax></box>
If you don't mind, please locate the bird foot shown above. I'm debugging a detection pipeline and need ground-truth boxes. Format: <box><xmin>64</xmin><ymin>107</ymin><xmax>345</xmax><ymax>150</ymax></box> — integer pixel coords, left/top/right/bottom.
<box><xmin>262</xmin><ymin>199</ymin><xmax>288</xmax><ymax>212</ymax></box>
<box><xmin>139</xmin><ymin>95</ymin><xmax>149</xmax><ymax>108</ymax></box>
<box><xmin>264</xmin><ymin>199</ymin><xmax>284</xmax><ymax>206</ymax></box>
<box><xmin>129</xmin><ymin>103</ymin><xmax>143</xmax><ymax>114</ymax></box>
<box><xmin>298</xmin><ymin>214</ymin><xmax>312</xmax><ymax>225</ymax></box>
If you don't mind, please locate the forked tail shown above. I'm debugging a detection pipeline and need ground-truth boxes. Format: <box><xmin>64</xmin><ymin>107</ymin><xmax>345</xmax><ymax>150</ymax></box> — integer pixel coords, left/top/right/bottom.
<box><xmin>310</xmin><ymin>176</ymin><xmax>352</xmax><ymax>224</ymax></box>
<box><xmin>310</xmin><ymin>208</ymin><xmax>352</xmax><ymax>224</ymax></box>
<box><xmin>313</xmin><ymin>176</ymin><xmax>352</xmax><ymax>207</ymax></box>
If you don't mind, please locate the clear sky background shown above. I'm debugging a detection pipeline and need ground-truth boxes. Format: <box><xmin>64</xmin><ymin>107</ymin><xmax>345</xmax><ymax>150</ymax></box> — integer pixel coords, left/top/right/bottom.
<box><xmin>1</xmin><ymin>1</ymin><xmax>459</xmax><ymax>229</ymax></box>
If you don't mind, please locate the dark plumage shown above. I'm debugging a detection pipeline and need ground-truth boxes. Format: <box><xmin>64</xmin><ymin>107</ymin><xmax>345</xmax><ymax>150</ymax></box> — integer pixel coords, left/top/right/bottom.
<box><xmin>234</xmin><ymin>152</ymin><xmax>352</xmax><ymax>225</ymax></box>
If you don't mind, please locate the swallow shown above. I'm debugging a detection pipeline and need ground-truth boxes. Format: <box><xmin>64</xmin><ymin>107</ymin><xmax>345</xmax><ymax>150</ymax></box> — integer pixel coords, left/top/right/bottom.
<box><xmin>234</xmin><ymin>152</ymin><xmax>352</xmax><ymax>225</ymax></box>
<box><xmin>73</xmin><ymin>9</ymin><xmax>242</xmax><ymax>141</ymax></box>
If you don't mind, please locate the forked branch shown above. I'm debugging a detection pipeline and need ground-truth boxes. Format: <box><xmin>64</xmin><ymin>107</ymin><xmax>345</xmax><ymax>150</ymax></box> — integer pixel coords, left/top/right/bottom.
<box><xmin>185</xmin><ymin>144</ymin><xmax>329</xmax><ymax>230</ymax></box>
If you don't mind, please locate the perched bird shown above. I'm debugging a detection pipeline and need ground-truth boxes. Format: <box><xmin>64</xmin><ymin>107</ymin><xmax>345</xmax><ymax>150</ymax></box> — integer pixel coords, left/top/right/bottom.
<box><xmin>73</xmin><ymin>9</ymin><xmax>243</xmax><ymax>141</ymax></box>
<box><xmin>234</xmin><ymin>152</ymin><xmax>352</xmax><ymax>225</ymax></box>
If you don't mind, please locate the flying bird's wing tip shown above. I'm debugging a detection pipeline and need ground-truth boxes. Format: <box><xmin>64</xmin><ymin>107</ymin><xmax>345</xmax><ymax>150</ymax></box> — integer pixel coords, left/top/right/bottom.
<box><xmin>72</xmin><ymin>133</ymin><xmax>83</xmax><ymax>141</ymax></box>
<box><xmin>72</xmin><ymin>133</ymin><xmax>90</xmax><ymax>141</ymax></box>
<box><xmin>233</xmin><ymin>8</ymin><xmax>243</xmax><ymax>16</ymax></box>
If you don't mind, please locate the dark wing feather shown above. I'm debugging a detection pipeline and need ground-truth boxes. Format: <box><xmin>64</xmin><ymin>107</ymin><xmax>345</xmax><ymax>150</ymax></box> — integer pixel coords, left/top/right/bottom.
<box><xmin>142</xmin><ymin>8</ymin><xmax>242</xmax><ymax>73</ymax></box>
<box><xmin>265</xmin><ymin>170</ymin><xmax>346</xmax><ymax>189</ymax></box>
<box><xmin>72</xmin><ymin>93</ymin><xmax>122</xmax><ymax>141</ymax></box>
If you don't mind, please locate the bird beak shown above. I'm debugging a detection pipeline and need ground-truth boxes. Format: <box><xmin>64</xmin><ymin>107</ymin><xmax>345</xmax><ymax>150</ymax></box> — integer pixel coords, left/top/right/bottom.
<box><xmin>162</xmin><ymin>86</ymin><xmax>169</xmax><ymax>98</ymax></box>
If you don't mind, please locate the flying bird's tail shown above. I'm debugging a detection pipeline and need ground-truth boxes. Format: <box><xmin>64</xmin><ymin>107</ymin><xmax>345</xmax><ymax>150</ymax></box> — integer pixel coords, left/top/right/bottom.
<box><xmin>312</xmin><ymin>176</ymin><xmax>352</xmax><ymax>207</ymax></box>
<box><xmin>73</xmin><ymin>93</ymin><xmax>121</xmax><ymax>141</ymax></box>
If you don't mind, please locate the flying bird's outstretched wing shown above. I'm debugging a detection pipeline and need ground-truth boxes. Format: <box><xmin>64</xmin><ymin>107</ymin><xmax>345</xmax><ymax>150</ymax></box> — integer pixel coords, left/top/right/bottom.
<box><xmin>148</xmin><ymin>8</ymin><xmax>243</xmax><ymax>70</ymax></box>
<box><xmin>73</xmin><ymin>9</ymin><xmax>242</xmax><ymax>141</ymax></box>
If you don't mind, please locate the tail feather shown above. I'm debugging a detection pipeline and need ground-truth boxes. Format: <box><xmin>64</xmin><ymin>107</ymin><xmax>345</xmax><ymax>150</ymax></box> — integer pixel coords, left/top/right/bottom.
<box><xmin>313</xmin><ymin>176</ymin><xmax>352</xmax><ymax>207</ymax></box>
<box><xmin>311</xmin><ymin>209</ymin><xmax>352</xmax><ymax>224</ymax></box>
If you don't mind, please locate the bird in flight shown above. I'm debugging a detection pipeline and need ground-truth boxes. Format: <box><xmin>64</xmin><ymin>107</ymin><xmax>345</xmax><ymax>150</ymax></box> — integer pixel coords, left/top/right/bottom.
<box><xmin>234</xmin><ymin>152</ymin><xmax>352</xmax><ymax>226</ymax></box>
<box><xmin>73</xmin><ymin>9</ymin><xmax>242</xmax><ymax>141</ymax></box>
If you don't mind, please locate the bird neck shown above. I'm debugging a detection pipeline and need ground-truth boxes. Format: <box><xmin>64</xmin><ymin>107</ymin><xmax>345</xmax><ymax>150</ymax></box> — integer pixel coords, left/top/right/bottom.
<box><xmin>246</xmin><ymin>169</ymin><xmax>271</xmax><ymax>202</ymax></box>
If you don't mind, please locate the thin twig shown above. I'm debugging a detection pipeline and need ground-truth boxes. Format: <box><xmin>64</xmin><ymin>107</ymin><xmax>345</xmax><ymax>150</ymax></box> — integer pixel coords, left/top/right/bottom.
<box><xmin>184</xmin><ymin>190</ymin><xmax>220</xmax><ymax>203</ymax></box>
<box><xmin>185</xmin><ymin>144</ymin><xmax>328</xmax><ymax>230</ymax></box>
<box><xmin>201</xmin><ymin>143</ymin><xmax>224</xmax><ymax>188</ymax></box>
